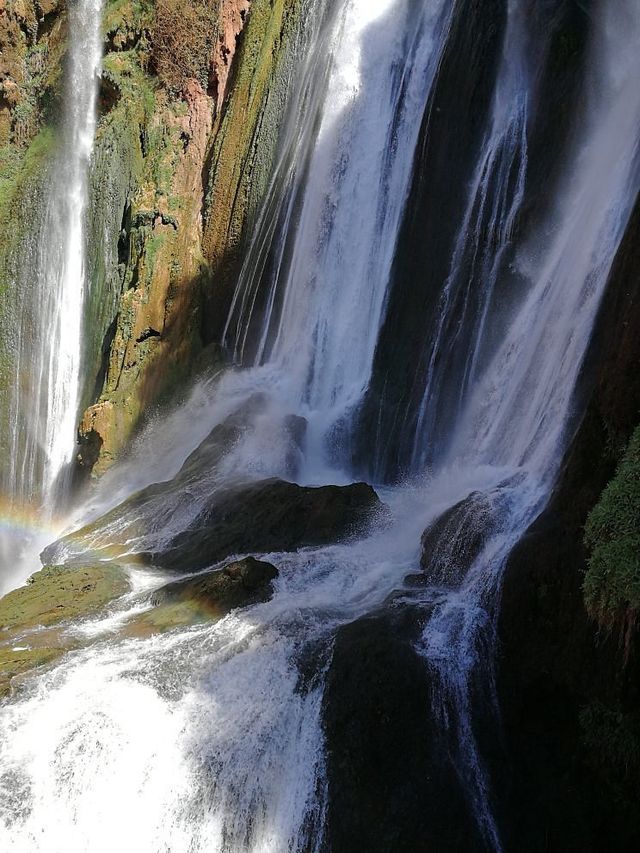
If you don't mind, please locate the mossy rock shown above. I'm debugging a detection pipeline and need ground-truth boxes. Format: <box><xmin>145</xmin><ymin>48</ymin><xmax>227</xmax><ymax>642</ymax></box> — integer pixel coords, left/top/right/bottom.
<box><xmin>151</xmin><ymin>555</ymin><xmax>277</xmax><ymax>609</ymax></box>
<box><xmin>0</xmin><ymin>646</ymin><xmax>64</xmax><ymax>700</ymax></box>
<box><xmin>0</xmin><ymin>562</ymin><xmax>130</xmax><ymax>699</ymax></box>
<box><xmin>0</xmin><ymin>563</ymin><xmax>130</xmax><ymax>632</ymax></box>
<box><xmin>123</xmin><ymin>556</ymin><xmax>278</xmax><ymax>636</ymax></box>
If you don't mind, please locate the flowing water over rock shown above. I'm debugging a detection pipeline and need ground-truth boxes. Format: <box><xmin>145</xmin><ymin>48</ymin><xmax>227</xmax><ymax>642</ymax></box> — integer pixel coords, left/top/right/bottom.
<box><xmin>1</xmin><ymin>0</ymin><xmax>640</xmax><ymax>850</ymax></box>
<box><xmin>0</xmin><ymin>0</ymin><xmax>104</xmax><ymax>594</ymax></box>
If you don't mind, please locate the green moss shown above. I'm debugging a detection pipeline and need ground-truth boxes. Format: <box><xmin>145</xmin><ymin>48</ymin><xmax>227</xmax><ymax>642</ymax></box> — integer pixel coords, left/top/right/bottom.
<box><xmin>103</xmin><ymin>0</ymin><xmax>153</xmax><ymax>43</ymax></box>
<box><xmin>0</xmin><ymin>125</ymin><xmax>57</xmax><ymax>380</ymax></box>
<box><xmin>0</xmin><ymin>646</ymin><xmax>65</xmax><ymax>700</ymax></box>
<box><xmin>0</xmin><ymin>126</ymin><xmax>56</xmax><ymax>225</ymax></box>
<box><xmin>0</xmin><ymin>564</ymin><xmax>129</xmax><ymax>631</ymax></box>
<box><xmin>584</xmin><ymin>426</ymin><xmax>640</xmax><ymax>621</ymax></box>
<box><xmin>0</xmin><ymin>145</ymin><xmax>24</xmax><ymax>215</ymax></box>
<box><xmin>580</xmin><ymin>702</ymin><xmax>640</xmax><ymax>813</ymax></box>
<box><xmin>102</xmin><ymin>49</ymin><xmax>156</xmax><ymax>118</ymax></box>
<box><xmin>0</xmin><ymin>562</ymin><xmax>130</xmax><ymax>699</ymax></box>
<box><xmin>122</xmin><ymin>601</ymin><xmax>211</xmax><ymax>637</ymax></box>
<box><xmin>202</xmin><ymin>0</ymin><xmax>308</xmax><ymax>278</ymax></box>
<box><xmin>142</xmin><ymin>231</ymin><xmax>166</xmax><ymax>282</ymax></box>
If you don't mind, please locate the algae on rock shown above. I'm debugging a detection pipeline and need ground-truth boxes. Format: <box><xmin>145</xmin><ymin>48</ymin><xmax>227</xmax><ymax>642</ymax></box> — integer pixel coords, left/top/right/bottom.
<box><xmin>78</xmin><ymin>0</ymin><xmax>314</xmax><ymax>477</ymax></box>
<box><xmin>0</xmin><ymin>562</ymin><xmax>129</xmax><ymax>631</ymax></box>
<box><xmin>0</xmin><ymin>562</ymin><xmax>129</xmax><ymax>699</ymax></box>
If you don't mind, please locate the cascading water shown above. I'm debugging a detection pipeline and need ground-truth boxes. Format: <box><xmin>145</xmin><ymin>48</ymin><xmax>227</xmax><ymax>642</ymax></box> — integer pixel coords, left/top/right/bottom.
<box><xmin>0</xmin><ymin>0</ymin><xmax>104</xmax><ymax>594</ymax></box>
<box><xmin>409</xmin><ymin>1</ymin><xmax>530</xmax><ymax>472</ymax></box>
<box><xmin>414</xmin><ymin>0</ymin><xmax>640</xmax><ymax>843</ymax></box>
<box><xmin>1</xmin><ymin>0</ymin><xmax>639</xmax><ymax>850</ymax></box>
<box><xmin>224</xmin><ymin>0</ymin><xmax>453</xmax><ymax>469</ymax></box>
<box><xmin>56</xmin><ymin>0</ymin><xmax>453</xmax><ymax>550</ymax></box>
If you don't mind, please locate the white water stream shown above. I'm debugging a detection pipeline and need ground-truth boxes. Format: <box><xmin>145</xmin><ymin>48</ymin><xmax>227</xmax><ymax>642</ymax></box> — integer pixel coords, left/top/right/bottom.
<box><xmin>1</xmin><ymin>0</ymin><xmax>639</xmax><ymax>850</ymax></box>
<box><xmin>0</xmin><ymin>0</ymin><xmax>103</xmax><ymax>594</ymax></box>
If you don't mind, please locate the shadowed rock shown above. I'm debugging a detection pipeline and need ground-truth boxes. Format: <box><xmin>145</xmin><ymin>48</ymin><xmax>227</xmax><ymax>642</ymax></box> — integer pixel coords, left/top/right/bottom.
<box><xmin>151</xmin><ymin>556</ymin><xmax>278</xmax><ymax>611</ymax></box>
<box><xmin>143</xmin><ymin>479</ymin><xmax>384</xmax><ymax>572</ymax></box>
<box><xmin>45</xmin><ymin>475</ymin><xmax>385</xmax><ymax>575</ymax></box>
<box><xmin>419</xmin><ymin>491</ymin><xmax>497</xmax><ymax>587</ymax></box>
<box><xmin>323</xmin><ymin>607</ymin><xmax>485</xmax><ymax>852</ymax></box>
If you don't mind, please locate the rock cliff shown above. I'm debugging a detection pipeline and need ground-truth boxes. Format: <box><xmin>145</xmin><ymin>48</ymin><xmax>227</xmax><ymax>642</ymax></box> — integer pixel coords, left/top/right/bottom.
<box><xmin>497</xmin><ymin>194</ymin><xmax>640</xmax><ymax>851</ymax></box>
<box><xmin>79</xmin><ymin>0</ymin><xmax>309</xmax><ymax>476</ymax></box>
<box><xmin>0</xmin><ymin>0</ymin><xmax>310</xmax><ymax>477</ymax></box>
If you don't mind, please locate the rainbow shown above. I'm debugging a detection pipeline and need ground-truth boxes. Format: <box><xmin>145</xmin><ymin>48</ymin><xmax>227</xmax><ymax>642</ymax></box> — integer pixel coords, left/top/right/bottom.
<box><xmin>0</xmin><ymin>496</ymin><xmax>62</xmax><ymax>539</ymax></box>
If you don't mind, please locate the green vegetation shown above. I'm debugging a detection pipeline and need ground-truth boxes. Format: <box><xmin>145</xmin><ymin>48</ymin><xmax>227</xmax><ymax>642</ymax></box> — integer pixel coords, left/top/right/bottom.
<box><xmin>0</xmin><ymin>563</ymin><xmax>129</xmax><ymax>631</ymax></box>
<box><xmin>584</xmin><ymin>425</ymin><xmax>640</xmax><ymax>621</ymax></box>
<box><xmin>580</xmin><ymin>701</ymin><xmax>640</xmax><ymax>814</ymax></box>
<box><xmin>103</xmin><ymin>0</ymin><xmax>153</xmax><ymax>52</ymax></box>
<box><xmin>0</xmin><ymin>126</ymin><xmax>55</xmax><ymax>226</ymax></box>
<box><xmin>151</xmin><ymin>0</ymin><xmax>216</xmax><ymax>91</ymax></box>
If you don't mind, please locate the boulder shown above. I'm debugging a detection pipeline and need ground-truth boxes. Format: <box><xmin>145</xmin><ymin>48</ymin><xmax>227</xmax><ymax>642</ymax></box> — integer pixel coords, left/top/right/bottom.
<box><xmin>151</xmin><ymin>556</ymin><xmax>278</xmax><ymax>612</ymax></box>
<box><xmin>122</xmin><ymin>558</ymin><xmax>278</xmax><ymax>638</ymax></box>
<box><xmin>145</xmin><ymin>479</ymin><xmax>384</xmax><ymax>572</ymax></box>
<box><xmin>47</xmin><ymin>477</ymin><xmax>385</xmax><ymax>574</ymax></box>
<box><xmin>419</xmin><ymin>491</ymin><xmax>497</xmax><ymax>586</ymax></box>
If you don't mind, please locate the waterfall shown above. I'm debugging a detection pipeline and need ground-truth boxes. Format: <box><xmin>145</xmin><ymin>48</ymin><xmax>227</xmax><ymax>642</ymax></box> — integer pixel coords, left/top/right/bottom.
<box><xmin>415</xmin><ymin>0</ymin><xmax>640</xmax><ymax>843</ymax></box>
<box><xmin>0</xmin><ymin>0</ymin><xmax>103</xmax><ymax>592</ymax></box>
<box><xmin>409</xmin><ymin>1</ymin><xmax>530</xmax><ymax>472</ymax></box>
<box><xmin>1</xmin><ymin>0</ymin><xmax>640</xmax><ymax>850</ymax></box>
<box><xmin>224</xmin><ymin>0</ymin><xmax>453</xmax><ymax>472</ymax></box>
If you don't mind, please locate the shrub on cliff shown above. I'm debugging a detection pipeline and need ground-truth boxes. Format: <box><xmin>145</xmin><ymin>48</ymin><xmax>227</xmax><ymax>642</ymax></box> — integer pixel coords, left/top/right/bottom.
<box><xmin>151</xmin><ymin>0</ymin><xmax>216</xmax><ymax>92</ymax></box>
<box><xmin>580</xmin><ymin>701</ymin><xmax>640</xmax><ymax>817</ymax></box>
<box><xmin>584</xmin><ymin>425</ymin><xmax>640</xmax><ymax>622</ymax></box>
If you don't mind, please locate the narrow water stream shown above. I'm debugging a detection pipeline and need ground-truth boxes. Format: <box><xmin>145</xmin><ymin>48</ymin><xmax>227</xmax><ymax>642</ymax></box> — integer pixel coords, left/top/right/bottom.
<box><xmin>0</xmin><ymin>0</ymin><xmax>104</xmax><ymax>594</ymax></box>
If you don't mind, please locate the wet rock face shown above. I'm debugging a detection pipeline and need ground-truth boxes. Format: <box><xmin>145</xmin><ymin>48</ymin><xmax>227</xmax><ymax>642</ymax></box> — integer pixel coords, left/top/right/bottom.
<box><xmin>518</xmin><ymin>0</ymin><xmax>592</xmax><ymax>230</ymax></box>
<box><xmin>0</xmin><ymin>563</ymin><xmax>130</xmax><ymax>699</ymax></box>
<box><xmin>0</xmin><ymin>0</ymin><xmax>65</xmax><ymax>144</ymax></box>
<box><xmin>151</xmin><ymin>556</ymin><xmax>277</xmax><ymax>612</ymax></box>
<box><xmin>145</xmin><ymin>479</ymin><xmax>384</xmax><ymax>572</ymax></box>
<box><xmin>78</xmin><ymin>0</ymin><xmax>310</xmax><ymax>477</ymax></box>
<box><xmin>496</xmin><ymin>196</ymin><xmax>640</xmax><ymax>850</ymax></box>
<box><xmin>0</xmin><ymin>1</ymin><xmax>67</xmax><ymax>463</ymax></box>
<box><xmin>322</xmin><ymin>607</ymin><xmax>485</xmax><ymax>853</ymax></box>
<box><xmin>420</xmin><ymin>492</ymin><xmax>496</xmax><ymax>586</ymax></box>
